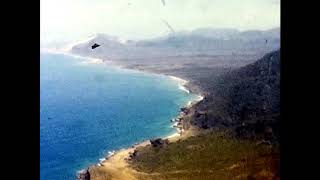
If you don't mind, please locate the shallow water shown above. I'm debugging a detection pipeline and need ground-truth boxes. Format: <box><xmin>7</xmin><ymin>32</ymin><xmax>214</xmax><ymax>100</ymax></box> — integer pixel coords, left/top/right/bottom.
<box><xmin>40</xmin><ymin>52</ymin><xmax>198</xmax><ymax>180</ymax></box>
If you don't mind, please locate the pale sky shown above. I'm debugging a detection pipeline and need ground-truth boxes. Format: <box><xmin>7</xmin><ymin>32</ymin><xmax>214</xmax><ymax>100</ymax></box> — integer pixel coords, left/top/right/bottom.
<box><xmin>40</xmin><ymin>0</ymin><xmax>280</xmax><ymax>47</ymax></box>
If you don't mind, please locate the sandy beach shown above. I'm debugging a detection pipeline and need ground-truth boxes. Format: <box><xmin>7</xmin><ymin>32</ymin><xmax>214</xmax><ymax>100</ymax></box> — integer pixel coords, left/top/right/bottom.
<box><xmin>87</xmin><ymin>123</ymin><xmax>201</xmax><ymax>180</ymax></box>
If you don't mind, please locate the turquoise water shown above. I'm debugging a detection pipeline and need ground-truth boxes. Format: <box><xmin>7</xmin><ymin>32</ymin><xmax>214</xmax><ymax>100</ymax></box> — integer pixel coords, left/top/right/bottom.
<box><xmin>40</xmin><ymin>52</ymin><xmax>198</xmax><ymax>180</ymax></box>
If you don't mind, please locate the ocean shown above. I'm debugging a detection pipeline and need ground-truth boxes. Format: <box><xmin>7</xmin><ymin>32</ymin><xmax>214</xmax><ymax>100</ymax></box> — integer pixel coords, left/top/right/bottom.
<box><xmin>40</xmin><ymin>52</ymin><xmax>199</xmax><ymax>180</ymax></box>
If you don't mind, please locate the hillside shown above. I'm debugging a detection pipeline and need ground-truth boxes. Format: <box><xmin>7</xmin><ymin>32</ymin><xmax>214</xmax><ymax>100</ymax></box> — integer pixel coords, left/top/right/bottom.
<box><xmin>193</xmin><ymin>50</ymin><xmax>280</xmax><ymax>141</ymax></box>
<box><xmin>128</xmin><ymin>130</ymin><xmax>279</xmax><ymax>180</ymax></box>
<box><xmin>124</xmin><ymin>50</ymin><xmax>281</xmax><ymax>180</ymax></box>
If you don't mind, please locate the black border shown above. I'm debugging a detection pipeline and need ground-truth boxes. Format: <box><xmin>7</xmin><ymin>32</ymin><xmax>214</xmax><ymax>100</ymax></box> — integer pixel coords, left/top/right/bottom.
<box><xmin>280</xmin><ymin>0</ymin><xmax>318</xmax><ymax>178</ymax></box>
<box><xmin>2</xmin><ymin>0</ymin><xmax>39</xmax><ymax>179</ymax></box>
<box><xmin>1</xmin><ymin>0</ymin><xmax>306</xmax><ymax>179</ymax></box>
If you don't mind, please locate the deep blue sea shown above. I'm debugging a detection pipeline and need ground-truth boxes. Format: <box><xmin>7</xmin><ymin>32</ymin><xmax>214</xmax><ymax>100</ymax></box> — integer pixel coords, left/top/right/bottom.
<box><xmin>40</xmin><ymin>52</ymin><xmax>199</xmax><ymax>180</ymax></box>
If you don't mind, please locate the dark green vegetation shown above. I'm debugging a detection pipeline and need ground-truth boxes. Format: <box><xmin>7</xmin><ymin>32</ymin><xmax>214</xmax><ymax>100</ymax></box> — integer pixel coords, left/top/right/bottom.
<box><xmin>129</xmin><ymin>50</ymin><xmax>280</xmax><ymax>179</ymax></box>
<box><xmin>193</xmin><ymin>50</ymin><xmax>280</xmax><ymax>142</ymax></box>
<box><xmin>130</xmin><ymin>130</ymin><xmax>279</xmax><ymax>180</ymax></box>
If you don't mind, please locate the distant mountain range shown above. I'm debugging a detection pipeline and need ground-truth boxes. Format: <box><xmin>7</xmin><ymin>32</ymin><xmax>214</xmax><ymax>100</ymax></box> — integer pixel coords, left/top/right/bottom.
<box><xmin>70</xmin><ymin>27</ymin><xmax>280</xmax><ymax>59</ymax></box>
<box><xmin>137</xmin><ymin>27</ymin><xmax>280</xmax><ymax>47</ymax></box>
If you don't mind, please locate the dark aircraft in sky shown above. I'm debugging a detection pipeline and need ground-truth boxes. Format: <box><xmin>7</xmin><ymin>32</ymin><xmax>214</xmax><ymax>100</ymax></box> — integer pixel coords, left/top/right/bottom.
<box><xmin>92</xmin><ymin>43</ymin><xmax>100</xmax><ymax>49</ymax></box>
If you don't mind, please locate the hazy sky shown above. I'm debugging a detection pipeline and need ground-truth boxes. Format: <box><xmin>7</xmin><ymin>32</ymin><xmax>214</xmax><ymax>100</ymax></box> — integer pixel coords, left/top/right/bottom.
<box><xmin>41</xmin><ymin>0</ymin><xmax>280</xmax><ymax>46</ymax></box>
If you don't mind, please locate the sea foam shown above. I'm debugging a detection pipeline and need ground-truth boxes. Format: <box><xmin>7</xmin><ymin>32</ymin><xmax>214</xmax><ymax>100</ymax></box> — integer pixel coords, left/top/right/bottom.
<box><xmin>107</xmin><ymin>150</ymin><xmax>115</xmax><ymax>158</ymax></box>
<box><xmin>168</xmin><ymin>76</ymin><xmax>190</xmax><ymax>94</ymax></box>
<box><xmin>79</xmin><ymin>58</ymin><xmax>104</xmax><ymax>65</ymax></box>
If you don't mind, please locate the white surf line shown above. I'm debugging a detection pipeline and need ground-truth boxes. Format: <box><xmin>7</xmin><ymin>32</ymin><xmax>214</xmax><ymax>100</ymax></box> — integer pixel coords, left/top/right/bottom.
<box><xmin>96</xmin><ymin>150</ymin><xmax>116</xmax><ymax>166</ymax></box>
<box><xmin>78</xmin><ymin>58</ymin><xmax>104</xmax><ymax>65</ymax></box>
<box><xmin>197</xmin><ymin>95</ymin><xmax>204</xmax><ymax>102</ymax></box>
<box><xmin>41</xmin><ymin>46</ymin><xmax>111</xmax><ymax>66</ymax></box>
<box><xmin>185</xmin><ymin>95</ymin><xmax>204</xmax><ymax>108</ymax></box>
<box><xmin>168</xmin><ymin>75</ymin><xmax>190</xmax><ymax>94</ymax></box>
<box><xmin>107</xmin><ymin>150</ymin><xmax>116</xmax><ymax>157</ymax></box>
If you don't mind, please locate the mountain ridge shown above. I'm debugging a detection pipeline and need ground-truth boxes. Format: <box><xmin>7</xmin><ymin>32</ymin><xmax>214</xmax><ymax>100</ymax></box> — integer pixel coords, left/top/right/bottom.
<box><xmin>193</xmin><ymin>49</ymin><xmax>280</xmax><ymax>140</ymax></box>
<box><xmin>71</xmin><ymin>27</ymin><xmax>280</xmax><ymax>50</ymax></box>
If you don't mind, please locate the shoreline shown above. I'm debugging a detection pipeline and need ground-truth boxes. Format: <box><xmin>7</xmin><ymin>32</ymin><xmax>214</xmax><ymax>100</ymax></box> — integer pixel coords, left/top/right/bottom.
<box><xmin>41</xmin><ymin>48</ymin><xmax>205</xmax><ymax>179</ymax></box>
<box><xmin>41</xmin><ymin>48</ymin><xmax>204</xmax><ymax>95</ymax></box>
<box><xmin>79</xmin><ymin>74</ymin><xmax>204</xmax><ymax>179</ymax></box>
<box><xmin>87</xmin><ymin>77</ymin><xmax>204</xmax><ymax>173</ymax></box>
<box><xmin>81</xmin><ymin>99</ymin><xmax>202</xmax><ymax>180</ymax></box>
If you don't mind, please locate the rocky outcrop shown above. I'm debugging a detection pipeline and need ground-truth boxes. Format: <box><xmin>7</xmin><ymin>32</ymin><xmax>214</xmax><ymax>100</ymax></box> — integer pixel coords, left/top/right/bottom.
<box><xmin>77</xmin><ymin>168</ymin><xmax>90</xmax><ymax>180</ymax></box>
<box><xmin>128</xmin><ymin>149</ymin><xmax>143</xmax><ymax>161</ymax></box>
<box><xmin>150</xmin><ymin>138</ymin><xmax>169</xmax><ymax>148</ymax></box>
<box><xmin>180</xmin><ymin>107</ymin><xmax>189</xmax><ymax>114</ymax></box>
